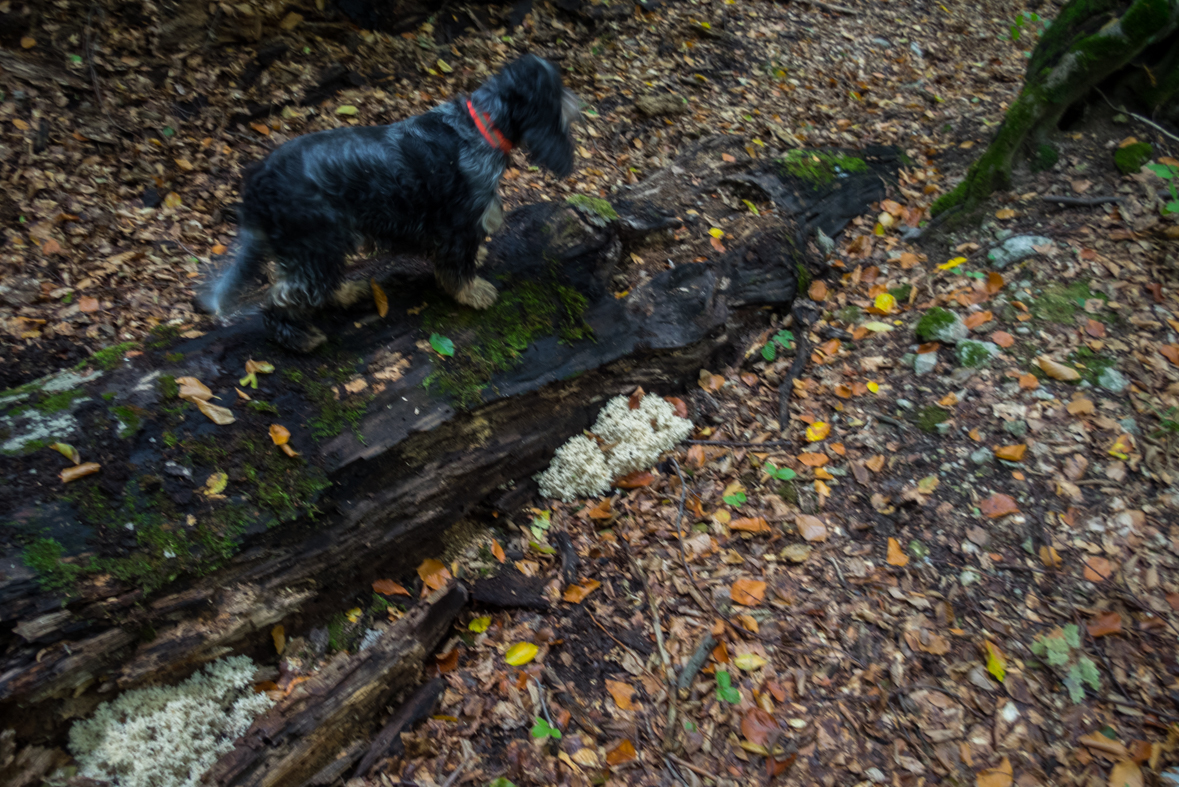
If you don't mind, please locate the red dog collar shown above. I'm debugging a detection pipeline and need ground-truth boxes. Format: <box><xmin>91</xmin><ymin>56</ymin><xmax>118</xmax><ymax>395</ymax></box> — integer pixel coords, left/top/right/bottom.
<box><xmin>467</xmin><ymin>99</ymin><xmax>513</xmax><ymax>154</ymax></box>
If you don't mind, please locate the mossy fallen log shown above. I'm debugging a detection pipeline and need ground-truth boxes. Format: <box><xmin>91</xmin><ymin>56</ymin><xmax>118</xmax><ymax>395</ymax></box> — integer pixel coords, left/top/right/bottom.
<box><xmin>932</xmin><ymin>0</ymin><xmax>1179</xmax><ymax>219</ymax></box>
<box><xmin>0</xmin><ymin>138</ymin><xmax>902</xmax><ymax>781</ymax></box>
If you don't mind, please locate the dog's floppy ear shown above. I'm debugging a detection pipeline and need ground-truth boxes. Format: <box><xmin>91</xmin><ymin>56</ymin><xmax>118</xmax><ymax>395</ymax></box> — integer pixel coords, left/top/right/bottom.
<box><xmin>507</xmin><ymin>56</ymin><xmax>577</xmax><ymax>178</ymax></box>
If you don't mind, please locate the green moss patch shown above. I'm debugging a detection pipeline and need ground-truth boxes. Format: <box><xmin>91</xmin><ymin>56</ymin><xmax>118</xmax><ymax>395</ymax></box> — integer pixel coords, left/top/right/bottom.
<box><xmin>777</xmin><ymin>149</ymin><xmax>868</xmax><ymax>186</ymax></box>
<box><xmin>422</xmin><ymin>275</ymin><xmax>593</xmax><ymax>408</ymax></box>
<box><xmin>1031</xmin><ymin>280</ymin><xmax>1105</xmax><ymax>323</ymax></box>
<box><xmin>1068</xmin><ymin>346</ymin><xmax>1117</xmax><ymax>385</ymax></box>
<box><xmin>1114</xmin><ymin>142</ymin><xmax>1153</xmax><ymax>175</ymax></box>
<box><xmin>915</xmin><ymin>307</ymin><xmax>957</xmax><ymax>342</ymax></box>
<box><xmin>916</xmin><ymin>405</ymin><xmax>951</xmax><ymax>434</ymax></box>
<box><xmin>566</xmin><ymin>194</ymin><xmax>618</xmax><ymax>221</ymax></box>
<box><xmin>83</xmin><ymin>341</ymin><xmax>137</xmax><ymax>371</ymax></box>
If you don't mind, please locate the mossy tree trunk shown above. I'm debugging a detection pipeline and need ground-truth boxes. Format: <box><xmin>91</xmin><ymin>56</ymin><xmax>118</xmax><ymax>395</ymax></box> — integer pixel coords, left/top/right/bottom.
<box><xmin>932</xmin><ymin>0</ymin><xmax>1179</xmax><ymax>217</ymax></box>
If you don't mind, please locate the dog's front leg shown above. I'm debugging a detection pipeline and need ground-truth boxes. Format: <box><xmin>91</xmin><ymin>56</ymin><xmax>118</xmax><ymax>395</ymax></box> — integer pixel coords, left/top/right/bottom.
<box><xmin>435</xmin><ymin>232</ymin><xmax>498</xmax><ymax>310</ymax></box>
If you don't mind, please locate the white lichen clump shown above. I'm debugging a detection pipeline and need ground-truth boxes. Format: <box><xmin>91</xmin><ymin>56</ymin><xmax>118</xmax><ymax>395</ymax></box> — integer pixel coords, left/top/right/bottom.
<box><xmin>537</xmin><ymin>393</ymin><xmax>693</xmax><ymax>501</ymax></box>
<box><xmin>68</xmin><ymin>655</ymin><xmax>274</xmax><ymax>787</ymax></box>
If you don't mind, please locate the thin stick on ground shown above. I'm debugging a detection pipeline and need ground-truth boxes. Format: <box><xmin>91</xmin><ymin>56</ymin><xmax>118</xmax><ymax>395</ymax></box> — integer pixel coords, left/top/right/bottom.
<box><xmin>778</xmin><ymin>332</ymin><xmax>811</xmax><ymax>428</ymax></box>
<box><xmin>1042</xmin><ymin>194</ymin><xmax>1125</xmax><ymax>206</ymax></box>
<box><xmin>440</xmin><ymin>753</ymin><xmax>473</xmax><ymax>787</ymax></box>
<box><xmin>1093</xmin><ymin>88</ymin><xmax>1179</xmax><ymax>146</ymax></box>
<box><xmin>626</xmin><ymin>553</ymin><xmax>679</xmax><ymax>751</ymax></box>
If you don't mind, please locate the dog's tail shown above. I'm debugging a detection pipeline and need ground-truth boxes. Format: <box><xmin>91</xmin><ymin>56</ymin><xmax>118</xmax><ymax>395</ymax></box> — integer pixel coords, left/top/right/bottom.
<box><xmin>197</xmin><ymin>226</ymin><xmax>268</xmax><ymax>316</ymax></box>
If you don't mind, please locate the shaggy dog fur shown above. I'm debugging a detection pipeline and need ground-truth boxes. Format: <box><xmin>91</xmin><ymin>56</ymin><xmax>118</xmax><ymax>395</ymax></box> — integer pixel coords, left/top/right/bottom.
<box><xmin>201</xmin><ymin>54</ymin><xmax>578</xmax><ymax>352</ymax></box>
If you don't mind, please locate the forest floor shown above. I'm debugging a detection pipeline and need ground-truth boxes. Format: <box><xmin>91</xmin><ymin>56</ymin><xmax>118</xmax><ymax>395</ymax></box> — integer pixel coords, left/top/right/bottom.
<box><xmin>3</xmin><ymin>0</ymin><xmax>1179</xmax><ymax>785</ymax></box>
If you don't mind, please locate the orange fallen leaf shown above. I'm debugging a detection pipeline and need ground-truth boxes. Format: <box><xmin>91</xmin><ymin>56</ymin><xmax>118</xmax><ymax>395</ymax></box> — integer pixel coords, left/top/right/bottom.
<box><xmin>606</xmin><ymin>679</ymin><xmax>635</xmax><ymax>710</ymax></box>
<box><xmin>279</xmin><ymin>443</ymin><xmax>300</xmax><ymax>458</ymax></box>
<box><xmin>664</xmin><ymin>396</ymin><xmax>688</xmax><ymax>418</ymax></box>
<box><xmin>1067</xmin><ymin>398</ymin><xmax>1095</xmax><ymax>415</ymax></box>
<box><xmin>586</xmin><ymin>498</ymin><xmax>613</xmax><ymax>520</ymax></box>
<box><xmin>795</xmin><ymin>514</ymin><xmax>828</xmax><ymax>542</ymax></box>
<box><xmin>250</xmin><ymin>122</ymin><xmax>271</xmax><ymax>136</ymax></box>
<box><xmin>995</xmin><ymin>208</ymin><xmax>1016</xmax><ymax>220</ymax></box>
<box><xmin>969</xmin><ymin>428</ymin><xmax>982</xmax><ymax>441</ymax></box>
<box><xmin>606</xmin><ymin>739</ymin><xmax>637</xmax><ymax>766</ymax></box>
<box><xmin>1087</xmin><ymin>611</ymin><xmax>1122</xmax><ymax>638</ymax></box>
<box><xmin>78</xmin><ymin>296</ymin><xmax>100</xmax><ymax>313</ymax></box>
<box><xmin>710</xmin><ymin>236</ymin><xmax>726</xmax><ymax>253</ymax></box>
<box><xmin>798</xmin><ymin>452</ymin><xmax>828</xmax><ymax>467</ymax></box>
<box><xmin>272</xmin><ymin>624</ymin><xmax>285</xmax><ymax>655</ymax></box>
<box><xmin>865</xmin><ymin>454</ymin><xmax>885</xmax><ymax>472</ymax></box>
<box><xmin>808</xmin><ymin>280</ymin><xmax>828</xmax><ymax>300</ymax></box>
<box><xmin>563</xmin><ymin>578</ymin><xmax>601</xmax><ymax>603</ymax></box>
<box><xmin>731</xmin><ymin>578</ymin><xmax>767</xmax><ymax>606</ymax></box>
<box><xmin>1018</xmin><ymin>373</ymin><xmax>1039</xmax><ymax>389</ymax></box>
<box><xmin>42</xmin><ymin>238</ymin><xmax>64</xmax><ymax>255</ymax></box>
<box><xmin>985</xmin><ymin>271</ymin><xmax>1005</xmax><ymax>294</ymax></box>
<box><xmin>417</xmin><ymin>558</ymin><xmax>453</xmax><ymax>591</ymax></box>
<box><xmin>964</xmin><ymin>311</ymin><xmax>993</xmax><ymax>330</ymax></box>
<box><xmin>979</xmin><ymin>493</ymin><xmax>1019</xmax><ymax>518</ymax></box>
<box><xmin>741</xmin><ymin>707</ymin><xmax>780</xmax><ymax>747</ymax></box>
<box><xmin>991</xmin><ymin>331</ymin><xmax>1014</xmax><ymax>348</ymax></box>
<box><xmin>211</xmin><ymin>243</ymin><xmax>228</xmax><ymax>255</ymax></box>
<box><xmin>21</xmin><ymin>36</ymin><xmax>37</xmax><ymax>48</ymax></box>
<box><xmin>686</xmin><ymin>444</ymin><xmax>706</xmax><ymax>469</ymax></box>
<box><xmin>628</xmin><ymin>386</ymin><xmax>645</xmax><ymax>409</ymax></box>
<box><xmin>1107</xmin><ymin>760</ymin><xmax>1143</xmax><ymax>787</ymax></box>
<box><xmin>615</xmin><ymin>470</ymin><xmax>653</xmax><ymax>488</ymax></box>
<box><xmin>994</xmin><ymin>444</ymin><xmax>1026</xmax><ymax>462</ymax></box>
<box><xmin>61</xmin><ymin>462</ymin><xmax>101</xmax><ymax>483</ymax></box>
<box><xmin>490</xmin><ymin>539</ymin><xmax>506</xmax><ymax>563</ymax></box>
<box><xmin>1083</xmin><ymin>556</ymin><xmax>1112</xmax><ymax>583</ymax></box>
<box><xmin>1161</xmin><ymin>345</ymin><xmax>1179</xmax><ymax>366</ymax></box>
<box><xmin>698</xmin><ymin>370</ymin><xmax>724</xmax><ymax>392</ymax></box>
<box><xmin>1085</xmin><ymin>318</ymin><xmax>1105</xmax><ymax>338</ymax></box>
<box><xmin>805</xmin><ymin>421</ymin><xmax>830</xmax><ymax>442</ymax></box>
<box><xmin>830</xmin><ymin>443</ymin><xmax>846</xmax><ymax>456</ymax></box>
<box><xmin>269</xmin><ymin>424</ymin><xmax>291</xmax><ymax>445</ymax></box>
<box><xmin>1038</xmin><ymin>355</ymin><xmax>1080</xmax><ymax>381</ymax></box>
<box><xmin>886</xmin><ymin>537</ymin><xmax>909</xmax><ymax>567</ymax></box>
<box><xmin>977</xmin><ymin>755</ymin><xmax>1013</xmax><ymax>787</ymax></box>
<box><xmin>731</xmin><ymin>517</ymin><xmax>771</xmax><ymax>533</ymax></box>
<box><xmin>372</xmin><ymin>578</ymin><xmax>411</xmax><ymax>596</ymax></box>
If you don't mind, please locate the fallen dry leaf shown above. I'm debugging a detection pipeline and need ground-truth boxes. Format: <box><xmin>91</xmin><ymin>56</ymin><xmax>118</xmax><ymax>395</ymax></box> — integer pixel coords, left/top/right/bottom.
<box><xmin>61</xmin><ymin>462</ymin><xmax>101</xmax><ymax>483</ymax></box>
<box><xmin>795</xmin><ymin>514</ymin><xmax>828</xmax><ymax>542</ymax></box>
<box><xmin>195</xmin><ymin>399</ymin><xmax>235</xmax><ymax>425</ymax></box>
<box><xmin>372</xmin><ymin>579</ymin><xmax>410</xmax><ymax>596</ymax></box>
<box><xmin>372</xmin><ymin>279</ymin><xmax>389</xmax><ymax>317</ymax></box>
<box><xmin>1087</xmin><ymin>611</ymin><xmax>1123</xmax><ymax>638</ymax></box>
<box><xmin>269</xmin><ymin>424</ymin><xmax>291</xmax><ymax>445</ymax></box>
<box><xmin>991</xmin><ymin>331</ymin><xmax>1014</xmax><ymax>348</ymax></box>
<box><xmin>1068</xmin><ymin>398</ymin><xmax>1096</xmax><ymax>415</ymax></box>
<box><xmin>417</xmin><ymin>558</ymin><xmax>453</xmax><ymax>591</ymax></box>
<box><xmin>731</xmin><ymin>578</ymin><xmax>767</xmax><ymax>606</ymax></box>
<box><xmin>606</xmin><ymin>739</ymin><xmax>637</xmax><ymax>766</ymax></box>
<box><xmin>977</xmin><ymin>755</ymin><xmax>1013</xmax><ymax>787</ymax></box>
<box><xmin>994</xmin><ymin>444</ymin><xmax>1026</xmax><ymax>462</ymax></box>
<box><xmin>1107</xmin><ymin>760</ymin><xmax>1143</xmax><ymax>787</ymax></box>
<box><xmin>731</xmin><ymin>517</ymin><xmax>771</xmax><ymax>533</ymax></box>
<box><xmin>177</xmin><ymin>376</ymin><xmax>214</xmax><ymax>402</ymax></box>
<box><xmin>562</xmin><ymin>578</ymin><xmax>601</xmax><ymax>603</ymax></box>
<box><xmin>886</xmin><ymin>537</ymin><xmax>910</xmax><ymax>567</ymax></box>
<box><xmin>979</xmin><ymin>493</ymin><xmax>1019</xmax><ymax>518</ymax></box>
<box><xmin>606</xmin><ymin>679</ymin><xmax>635</xmax><ymax>710</ymax></box>
<box><xmin>1038</xmin><ymin>356</ymin><xmax>1080</xmax><ymax>381</ymax></box>
<box><xmin>1083</xmin><ymin>556</ymin><xmax>1113</xmax><ymax>583</ymax></box>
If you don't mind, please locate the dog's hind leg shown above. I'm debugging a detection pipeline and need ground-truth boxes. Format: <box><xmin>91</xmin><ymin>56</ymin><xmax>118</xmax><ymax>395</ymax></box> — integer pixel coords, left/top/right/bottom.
<box><xmin>263</xmin><ymin>229</ymin><xmax>348</xmax><ymax>352</ymax></box>
<box><xmin>435</xmin><ymin>232</ymin><xmax>498</xmax><ymax>310</ymax></box>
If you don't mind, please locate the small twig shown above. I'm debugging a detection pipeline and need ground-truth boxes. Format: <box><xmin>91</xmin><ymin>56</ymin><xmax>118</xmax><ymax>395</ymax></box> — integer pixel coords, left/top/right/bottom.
<box><xmin>627</xmin><ymin>554</ymin><xmax>679</xmax><ymax>751</ymax></box>
<box><xmin>1042</xmin><ymin>194</ymin><xmax>1125</xmax><ymax>207</ymax></box>
<box><xmin>664</xmin><ymin>756</ymin><xmax>688</xmax><ymax>787</ymax></box>
<box><xmin>585</xmin><ymin>608</ymin><xmax>650</xmax><ymax>670</ymax></box>
<box><xmin>686</xmin><ymin>439</ymin><xmax>793</xmax><ymax>448</ymax></box>
<box><xmin>667</xmin><ymin>753</ymin><xmax>723</xmax><ymax>781</ymax></box>
<box><xmin>440</xmin><ymin>753</ymin><xmax>473</xmax><ymax>787</ymax></box>
<box><xmin>795</xmin><ymin>0</ymin><xmax>858</xmax><ymax>15</ymax></box>
<box><xmin>533</xmin><ymin>676</ymin><xmax>555</xmax><ymax>727</ymax></box>
<box><xmin>676</xmin><ymin>631</ymin><xmax>717</xmax><ymax>695</ymax></box>
<box><xmin>669</xmin><ymin>458</ymin><xmax>717</xmax><ymax>616</ymax></box>
<box><xmin>1095</xmin><ymin>88</ymin><xmax>1179</xmax><ymax>145</ymax></box>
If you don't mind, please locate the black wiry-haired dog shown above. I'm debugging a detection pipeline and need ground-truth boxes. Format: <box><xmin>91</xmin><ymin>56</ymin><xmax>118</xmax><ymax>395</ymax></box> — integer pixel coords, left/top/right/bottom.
<box><xmin>202</xmin><ymin>54</ymin><xmax>578</xmax><ymax>352</ymax></box>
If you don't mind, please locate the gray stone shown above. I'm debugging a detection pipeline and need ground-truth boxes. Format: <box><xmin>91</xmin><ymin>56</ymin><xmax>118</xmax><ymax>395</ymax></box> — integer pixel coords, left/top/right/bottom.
<box><xmin>896</xmin><ymin>398</ymin><xmax>914</xmax><ymax>410</ymax></box>
<box><xmin>1119</xmin><ymin>417</ymin><xmax>1140</xmax><ymax>435</ymax></box>
<box><xmin>913</xmin><ymin>352</ymin><xmax>939</xmax><ymax>376</ymax></box>
<box><xmin>1098</xmin><ymin>367</ymin><xmax>1129</xmax><ymax>393</ymax></box>
<box><xmin>935</xmin><ymin>422</ymin><xmax>953</xmax><ymax>436</ymax></box>
<box><xmin>987</xmin><ymin>235</ymin><xmax>1053</xmax><ymax>269</ymax></box>
<box><xmin>1004</xmin><ymin>420</ymin><xmax>1029</xmax><ymax>438</ymax></box>
<box><xmin>635</xmin><ymin>93</ymin><xmax>687</xmax><ymax>117</ymax></box>
<box><xmin>994</xmin><ymin>228</ymin><xmax>1014</xmax><ymax>242</ymax></box>
<box><xmin>971</xmin><ymin>448</ymin><xmax>994</xmax><ymax>465</ymax></box>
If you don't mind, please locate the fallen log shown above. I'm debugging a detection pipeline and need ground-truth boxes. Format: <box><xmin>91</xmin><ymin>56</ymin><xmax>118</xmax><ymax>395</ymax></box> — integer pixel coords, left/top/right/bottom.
<box><xmin>0</xmin><ymin>138</ymin><xmax>902</xmax><ymax>781</ymax></box>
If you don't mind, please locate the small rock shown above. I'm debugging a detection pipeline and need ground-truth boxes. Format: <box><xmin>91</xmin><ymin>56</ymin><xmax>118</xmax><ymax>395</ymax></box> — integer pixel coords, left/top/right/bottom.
<box><xmin>1118</xmin><ymin>417</ymin><xmax>1139</xmax><ymax>435</ymax></box>
<box><xmin>960</xmin><ymin>569</ymin><xmax>981</xmax><ymax>586</ymax></box>
<box><xmin>634</xmin><ymin>93</ymin><xmax>688</xmax><ymax>118</ymax></box>
<box><xmin>1097</xmin><ymin>367</ymin><xmax>1129</xmax><ymax>393</ymax></box>
<box><xmin>986</xmin><ymin>235</ymin><xmax>1053</xmax><ymax>270</ymax></box>
<box><xmin>0</xmin><ymin>275</ymin><xmax>41</xmax><ymax>306</ymax></box>
<box><xmin>1003</xmin><ymin>420</ymin><xmax>1029</xmax><ymax>438</ymax></box>
<box><xmin>866</xmin><ymin>767</ymin><xmax>887</xmax><ymax>784</ymax></box>
<box><xmin>913</xmin><ymin>353</ymin><xmax>938</xmax><ymax>375</ymax></box>
<box><xmin>994</xmin><ymin>228</ymin><xmax>1014</xmax><ymax>242</ymax></box>
<box><xmin>966</xmin><ymin>526</ymin><xmax>990</xmax><ymax>546</ymax></box>
<box><xmin>970</xmin><ymin>448</ymin><xmax>994</xmax><ymax>465</ymax></box>
<box><xmin>896</xmin><ymin>398</ymin><xmax>914</xmax><ymax>410</ymax></box>
<box><xmin>935</xmin><ymin>422</ymin><xmax>952</xmax><ymax>436</ymax></box>
<box><xmin>163</xmin><ymin>461</ymin><xmax>193</xmax><ymax>481</ymax></box>
<box><xmin>871</xmin><ymin>37</ymin><xmax>891</xmax><ymax>47</ymax></box>
<box><xmin>956</xmin><ymin>340</ymin><xmax>1000</xmax><ymax>368</ymax></box>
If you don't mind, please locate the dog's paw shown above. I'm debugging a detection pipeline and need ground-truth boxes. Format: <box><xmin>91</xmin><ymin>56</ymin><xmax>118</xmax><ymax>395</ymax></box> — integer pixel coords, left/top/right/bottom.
<box><xmin>475</xmin><ymin>245</ymin><xmax>489</xmax><ymax>268</ymax></box>
<box><xmin>298</xmin><ymin>327</ymin><xmax>328</xmax><ymax>353</ymax></box>
<box><xmin>455</xmin><ymin>277</ymin><xmax>498</xmax><ymax>310</ymax></box>
<box><xmin>332</xmin><ymin>279</ymin><xmax>371</xmax><ymax>308</ymax></box>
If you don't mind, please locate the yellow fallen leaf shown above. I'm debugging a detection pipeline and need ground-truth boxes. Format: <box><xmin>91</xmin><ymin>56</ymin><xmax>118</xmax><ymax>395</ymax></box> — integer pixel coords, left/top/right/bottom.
<box><xmin>1108</xmin><ymin>434</ymin><xmax>1133</xmax><ymax>460</ymax></box>
<box><xmin>280</xmin><ymin>443</ymin><xmax>300</xmax><ymax>458</ymax></box>
<box><xmin>195</xmin><ymin>399</ymin><xmax>236</xmax><ymax>425</ymax></box>
<box><xmin>272</xmin><ymin>624</ymin><xmax>285</xmax><ymax>655</ymax></box>
<box><xmin>245</xmin><ymin>359</ymin><xmax>275</xmax><ymax>374</ymax></box>
<box><xmin>61</xmin><ymin>462</ymin><xmax>101</xmax><ymax>483</ymax></box>
<box><xmin>937</xmin><ymin>256</ymin><xmax>966</xmax><ymax>270</ymax></box>
<box><xmin>806</xmin><ymin>421</ymin><xmax>830</xmax><ymax>442</ymax></box>
<box><xmin>49</xmin><ymin>442</ymin><xmax>80</xmax><ymax>465</ymax></box>
<box><xmin>505</xmin><ymin>642</ymin><xmax>539</xmax><ymax>666</ymax></box>
<box><xmin>1039</xmin><ymin>545</ymin><xmax>1062</xmax><ymax>568</ymax></box>
<box><xmin>994</xmin><ymin>444</ymin><xmax>1026</xmax><ymax>462</ymax></box>
<box><xmin>733</xmin><ymin>652</ymin><xmax>768</xmax><ymax>671</ymax></box>
<box><xmin>977</xmin><ymin>755</ymin><xmax>1013</xmax><ymax>787</ymax></box>
<box><xmin>862</xmin><ymin>321</ymin><xmax>893</xmax><ymax>332</ymax></box>
<box><xmin>709</xmin><ymin>227</ymin><xmax>724</xmax><ymax>239</ymax></box>
<box><xmin>269</xmin><ymin>424</ymin><xmax>291</xmax><ymax>445</ymax></box>
<box><xmin>336</xmin><ymin>105</ymin><xmax>359</xmax><ymax>115</ymax></box>
<box><xmin>985</xmin><ymin>641</ymin><xmax>1006</xmax><ymax>682</ymax></box>
<box><xmin>372</xmin><ymin>279</ymin><xmax>389</xmax><ymax>317</ymax></box>
<box><xmin>995</xmin><ymin>208</ymin><xmax>1016</xmax><ymax>220</ymax></box>
<box><xmin>174</xmin><ymin>158</ymin><xmax>193</xmax><ymax>171</ymax></box>
<box><xmin>1107</xmin><ymin>760</ymin><xmax>1143</xmax><ymax>787</ymax></box>
<box><xmin>346</xmin><ymin>607</ymin><xmax>362</xmax><ymax>623</ymax></box>
<box><xmin>867</xmin><ymin>381</ymin><xmax>880</xmax><ymax>392</ymax></box>
<box><xmin>469</xmin><ymin>616</ymin><xmax>491</xmax><ymax>633</ymax></box>
<box><xmin>21</xmin><ymin>36</ymin><xmax>37</xmax><ymax>48</ymax></box>
<box><xmin>163</xmin><ymin>191</ymin><xmax>183</xmax><ymax>209</ymax></box>
<box><xmin>1037</xmin><ymin>356</ymin><xmax>1080</xmax><ymax>381</ymax></box>
<box><xmin>874</xmin><ymin>293</ymin><xmax>897</xmax><ymax>314</ymax></box>
<box><xmin>204</xmin><ymin>471</ymin><xmax>228</xmax><ymax>496</ymax></box>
